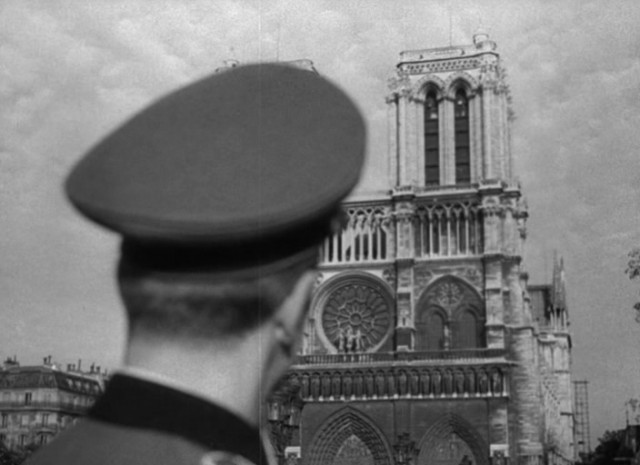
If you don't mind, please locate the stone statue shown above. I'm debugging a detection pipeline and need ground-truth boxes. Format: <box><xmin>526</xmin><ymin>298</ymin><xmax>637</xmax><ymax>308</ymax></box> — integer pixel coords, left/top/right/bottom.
<box><xmin>478</xmin><ymin>371</ymin><xmax>488</xmax><ymax>394</ymax></box>
<box><xmin>337</xmin><ymin>327</ymin><xmax>346</xmax><ymax>353</ymax></box>
<box><xmin>409</xmin><ymin>371</ymin><xmax>419</xmax><ymax>395</ymax></box>
<box><xmin>443</xmin><ymin>370</ymin><xmax>453</xmax><ymax>394</ymax></box>
<box><xmin>311</xmin><ymin>374</ymin><xmax>320</xmax><ymax>399</ymax></box>
<box><xmin>420</xmin><ymin>371</ymin><xmax>430</xmax><ymax>396</ymax></box>
<box><xmin>321</xmin><ymin>374</ymin><xmax>331</xmax><ymax>398</ymax></box>
<box><xmin>387</xmin><ymin>372</ymin><xmax>396</xmax><ymax>397</ymax></box>
<box><xmin>454</xmin><ymin>370</ymin><xmax>465</xmax><ymax>395</ymax></box>
<box><xmin>465</xmin><ymin>370</ymin><xmax>475</xmax><ymax>395</ymax></box>
<box><xmin>432</xmin><ymin>370</ymin><xmax>442</xmax><ymax>396</ymax></box>
<box><xmin>365</xmin><ymin>371</ymin><xmax>374</xmax><ymax>397</ymax></box>
<box><xmin>301</xmin><ymin>374</ymin><xmax>310</xmax><ymax>399</ymax></box>
<box><xmin>331</xmin><ymin>372</ymin><xmax>341</xmax><ymax>398</ymax></box>
<box><xmin>343</xmin><ymin>374</ymin><xmax>353</xmax><ymax>398</ymax></box>
<box><xmin>375</xmin><ymin>372</ymin><xmax>385</xmax><ymax>397</ymax></box>
<box><xmin>353</xmin><ymin>372</ymin><xmax>363</xmax><ymax>397</ymax></box>
<box><xmin>398</xmin><ymin>371</ymin><xmax>408</xmax><ymax>396</ymax></box>
<box><xmin>491</xmin><ymin>371</ymin><xmax>502</xmax><ymax>394</ymax></box>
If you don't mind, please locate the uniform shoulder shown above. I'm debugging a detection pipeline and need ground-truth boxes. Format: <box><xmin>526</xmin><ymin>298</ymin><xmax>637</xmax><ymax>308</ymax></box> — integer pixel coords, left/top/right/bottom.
<box><xmin>200</xmin><ymin>451</ymin><xmax>259</xmax><ymax>465</ymax></box>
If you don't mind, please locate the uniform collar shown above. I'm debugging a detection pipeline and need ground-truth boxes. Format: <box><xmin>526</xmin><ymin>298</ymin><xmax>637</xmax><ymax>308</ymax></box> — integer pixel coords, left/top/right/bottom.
<box><xmin>88</xmin><ymin>373</ymin><xmax>269</xmax><ymax>465</ymax></box>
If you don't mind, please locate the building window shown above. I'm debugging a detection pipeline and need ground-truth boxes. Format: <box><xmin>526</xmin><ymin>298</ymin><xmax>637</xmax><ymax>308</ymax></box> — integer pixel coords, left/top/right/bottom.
<box><xmin>424</xmin><ymin>89</ymin><xmax>440</xmax><ymax>185</ymax></box>
<box><xmin>19</xmin><ymin>435</ymin><xmax>26</xmax><ymax>447</ymax></box>
<box><xmin>1</xmin><ymin>414</ymin><xmax>7</xmax><ymax>428</ymax></box>
<box><xmin>416</xmin><ymin>277</ymin><xmax>486</xmax><ymax>351</ymax></box>
<box><xmin>415</xmin><ymin>310</ymin><xmax>446</xmax><ymax>351</ymax></box>
<box><xmin>455</xmin><ymin>310</ymin><xmax>480</xmax><ymax>348</ymax></box>
<box><xmin>454</xmin><ymin>88</ymin><xmax>470</xmax><ymax>184</ymax></box>
<box><xmin>42</xmin><ymin>413</ymin><xmax>49</xmax><ymax>426</ymax></box>
<box><xmin>24</xmin><ymin>392</ymin><xmax>32</xmax><ymax>405</ymax></box>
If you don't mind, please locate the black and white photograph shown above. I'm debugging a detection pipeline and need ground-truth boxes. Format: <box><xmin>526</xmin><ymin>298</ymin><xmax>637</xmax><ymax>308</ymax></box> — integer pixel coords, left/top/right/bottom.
<box><xmin>0</xmin><ymin>1</ymin><xmax>639</xmax><ymax>464</ymax></box>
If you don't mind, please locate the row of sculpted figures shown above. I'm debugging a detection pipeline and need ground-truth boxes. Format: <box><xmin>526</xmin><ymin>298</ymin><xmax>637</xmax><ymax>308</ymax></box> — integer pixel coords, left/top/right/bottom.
<box><xmin>294</xmin><ymin>366</ymin><xmax>506</xmax><ymax>401</ymax></box>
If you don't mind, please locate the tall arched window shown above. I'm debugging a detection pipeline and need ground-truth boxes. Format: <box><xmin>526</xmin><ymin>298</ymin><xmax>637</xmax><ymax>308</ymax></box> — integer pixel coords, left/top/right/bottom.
<box><xmin>454</xmin><ymin>88</ymin><xmax>470</xmax><ymax>184</ymax></box>
<box><xmin>427</xmin><ymin>313</ymin><xmax>446</xmax><ymax>350</ymax></box>
<box><xmin>455</xmin><ymin>310</ymin><xmax>479</xmax><ymax>348</ymax></box>
<box><xmin>416</xmin><ymin>310</ymin><xmax>446</xmax><ymax>351</ymax></box>
<box><xmin>416</xmin><ymin>277</ymin><xmax>485</xmax><ymax>351</ymax></box>
<box><xmin>424</xmin><ymin>90</ymin><xmax>439</xmax><ymax>185</ymax></box>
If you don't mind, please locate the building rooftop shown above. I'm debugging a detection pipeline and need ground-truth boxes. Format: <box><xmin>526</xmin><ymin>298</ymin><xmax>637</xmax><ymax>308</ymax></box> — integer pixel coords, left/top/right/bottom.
<box><xmin>0</xmin><ymin>359</ymin><xmax>104</xmax><ymax>395</ymax></box>
<box><xmin>398</xmin><ymin>32</ymin><xmax>497</xmax><ymax>66</ymax></box>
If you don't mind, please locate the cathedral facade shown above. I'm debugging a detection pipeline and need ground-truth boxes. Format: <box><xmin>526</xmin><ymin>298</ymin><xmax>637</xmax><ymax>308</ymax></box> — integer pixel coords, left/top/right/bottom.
<box><xmin>275</xmin><ymin>34</ymin><xmax>574</xmax><ymax>465</ymax></box>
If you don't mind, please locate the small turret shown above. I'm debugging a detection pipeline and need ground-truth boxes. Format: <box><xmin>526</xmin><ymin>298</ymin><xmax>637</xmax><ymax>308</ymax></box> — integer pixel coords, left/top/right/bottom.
<box><xmin>473</xmin><ymin>28</ymin><xmax>497</xmax><ymax>52</ymax></box>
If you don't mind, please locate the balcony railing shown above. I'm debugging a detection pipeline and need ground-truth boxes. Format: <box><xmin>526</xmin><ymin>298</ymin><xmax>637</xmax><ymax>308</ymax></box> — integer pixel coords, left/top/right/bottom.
<box><xmin>414</xmin><ymin>202</ymin><xmax>483</xmax><ymax>258</ymax></box>
<box><xmin>0</xmin><ymin>400</ymin><xmax>92</xmax><ymax>412</ymax></box>
<box><xmin>320</xmin><ymin>204</ymin><xmax>393</xmax><ymax>265</ymax></box>
<box><xmin>294</xmin><ymin>348</ymin><xmax>505</xmax><ymax>366</ymax></box>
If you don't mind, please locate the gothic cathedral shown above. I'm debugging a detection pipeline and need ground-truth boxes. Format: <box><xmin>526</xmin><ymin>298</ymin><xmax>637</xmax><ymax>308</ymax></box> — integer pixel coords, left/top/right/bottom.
<box><xmin>275</xmin><ymin>34</ymin><xmax>574</xmax><ymax>465</ymax></box>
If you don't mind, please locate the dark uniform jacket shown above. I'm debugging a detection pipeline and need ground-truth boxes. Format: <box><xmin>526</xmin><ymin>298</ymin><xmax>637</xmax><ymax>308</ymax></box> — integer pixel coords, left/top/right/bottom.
<box><xmin>26</xmin><ymin>374</ymin><xmax>271</xmax><ymax>465</ymax></box>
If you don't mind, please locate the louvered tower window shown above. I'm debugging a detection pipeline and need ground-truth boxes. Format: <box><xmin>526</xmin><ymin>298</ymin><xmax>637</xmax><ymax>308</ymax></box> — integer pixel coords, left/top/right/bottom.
<box><xmin>454</xmin><ymin>88</ymin><xmax>470</xmax><ymax>183</ymax></box>
<box><xmin>424</xmin><ymin>90</ymin><xmax>439</xmax><ymax>185</ymax></box>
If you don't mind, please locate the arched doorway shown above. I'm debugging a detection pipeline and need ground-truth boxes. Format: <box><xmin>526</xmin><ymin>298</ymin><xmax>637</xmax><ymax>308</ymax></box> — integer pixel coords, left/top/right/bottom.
<box><xmin>417</xmin><ymin>414</ymin><xmax>488</xmax><ymax>465</ymax></box>
<box><xmin>307</xmin><ymin>408</ymin><xmax>393</xmax><ymax>465</ymax></box>
<box><xmin>427</xmin><ymin>432</ymin><xmax>474</xmax><ymax>465</ymax></box>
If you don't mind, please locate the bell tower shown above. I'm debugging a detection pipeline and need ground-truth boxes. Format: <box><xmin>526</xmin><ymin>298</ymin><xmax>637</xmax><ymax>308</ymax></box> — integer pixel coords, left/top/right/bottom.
<box><xmin>387</xmin><ymin>31</ymin><xmax>515</xmax><ymax>187</ymax></box>
<box><xmin>384</xmin><ymin>32</ymin><xmax>529</xmax><ymax>356</ymax></box>
<box><xmin>278</xmin><ymin>33</ymin><xmax>573</xmax><ymax>465</ymax></box>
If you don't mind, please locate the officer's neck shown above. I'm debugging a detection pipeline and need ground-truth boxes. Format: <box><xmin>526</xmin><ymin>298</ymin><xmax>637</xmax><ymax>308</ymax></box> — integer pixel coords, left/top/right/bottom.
<box><xmin>123</xmin><ymin>327</ymin><xmax>280</xmax><ymax>427</ymax></box>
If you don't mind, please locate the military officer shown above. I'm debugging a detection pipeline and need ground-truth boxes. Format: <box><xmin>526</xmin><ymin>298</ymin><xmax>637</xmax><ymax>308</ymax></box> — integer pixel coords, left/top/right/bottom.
<box><xmin>26</xmin><ymin>62</ymin><xmax>365</xmax><ymax>465</ymax></box>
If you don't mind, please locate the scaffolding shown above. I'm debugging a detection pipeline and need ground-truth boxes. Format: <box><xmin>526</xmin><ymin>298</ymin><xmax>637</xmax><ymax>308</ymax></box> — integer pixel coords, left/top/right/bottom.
<box><xmin>573</xmin><ymin>381</ymin><xmax>591</xmax><ymax>461</ymax></box>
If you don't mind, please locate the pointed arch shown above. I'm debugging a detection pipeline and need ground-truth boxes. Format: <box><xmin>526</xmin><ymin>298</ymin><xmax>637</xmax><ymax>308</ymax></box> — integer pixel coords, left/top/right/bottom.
<box><xmin>444</xmin><ymin>72</ymin><xmax>479</xmax><ymax>97</ymax></box>
<box><xmin>307</xmin><ymin>407</ymin><xmax>393</xmax><ymax>465</ymax></box>
<box><xmin>411</xmin><ymin>74</ymin><xmax>446</xmax><ymax>100</ymax></box>
<box><xmin>410</xmin><ymin>75</ymin><xmax>445</xmax><ymax>187</ymax></box>
<box><xmin>415</xmin><ymin>276</ymin><xmax>485</xmax><ymax>350</ymax></box>
<box><xmin>423</xmin><ymin>85</ymin><xmax>440</xmax><ymax>186</ymax></box>
<box><xmin>417</xmin><ymin>413</ymin><xmax>489</xmax><ymax>465</ymax></box>
<box><xmin>453</xmin><ymin>85</ymin><xmax>471</xmax><ymax>184</ymax></box>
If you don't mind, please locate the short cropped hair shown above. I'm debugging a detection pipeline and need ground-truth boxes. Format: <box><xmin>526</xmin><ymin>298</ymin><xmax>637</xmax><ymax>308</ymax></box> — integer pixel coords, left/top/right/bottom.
<box><xmin>117</xmin><ymin>258</ymin><xmax>315</xmax><ymax>341</ymax></box>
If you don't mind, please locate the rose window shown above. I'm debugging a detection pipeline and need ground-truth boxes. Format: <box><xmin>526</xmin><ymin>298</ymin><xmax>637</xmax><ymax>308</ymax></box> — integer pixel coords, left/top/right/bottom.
<box><xmin>321</xmin><ymin>283</ymin><xmax>392</xmax><ymax>353</ymax></box>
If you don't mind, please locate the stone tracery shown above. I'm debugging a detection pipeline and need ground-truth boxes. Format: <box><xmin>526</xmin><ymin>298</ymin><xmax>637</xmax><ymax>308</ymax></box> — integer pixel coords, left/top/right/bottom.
<box><xmin>416</xmin><ymin>276</ymin><xmax>485</xmax><ymax>351</ymax></box>
<box><xmin>307</xmin><ymin>409</ymin><xmax>393</xmax><ymax>465</ymax></box>
<box><xmin>321</xmin><ymin>282</ymin><xmax>392</xmax><ymax>353</ymax></box>
<box><xmin>321</xmin><ymin>205</ymin><xmax>392</xmax><ymax>265</ymax></box>
<box><xmin>415</xmin><ymin>202</ymin><xmax>483</xmax><ymax>258</ymax></box>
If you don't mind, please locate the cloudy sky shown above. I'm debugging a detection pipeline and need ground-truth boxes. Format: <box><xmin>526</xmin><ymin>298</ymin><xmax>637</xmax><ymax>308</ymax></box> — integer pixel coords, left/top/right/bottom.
<box><xmin>1</xmin><ymin>0</ymin><xmax>639</xmax><ymax>446</ymax></box>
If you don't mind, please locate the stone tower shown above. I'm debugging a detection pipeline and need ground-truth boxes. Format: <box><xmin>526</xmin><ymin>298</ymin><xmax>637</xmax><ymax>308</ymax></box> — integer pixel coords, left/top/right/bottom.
<box><xmin>275</xmin><ymin>34</ymin><xmax>574</xmax><ymax>465</ymax></box>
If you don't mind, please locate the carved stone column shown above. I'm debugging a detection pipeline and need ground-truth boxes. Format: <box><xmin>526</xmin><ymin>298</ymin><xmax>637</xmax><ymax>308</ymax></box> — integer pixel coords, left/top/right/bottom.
<box><xmin>393</xmin><ymin>198</ymin><xmax>416</xmax><ymax>350</ymax></box>
<box><xmin>386</xmin><ymin>93</ymin><xmax>399</xmax><ymax>186</ymax></box>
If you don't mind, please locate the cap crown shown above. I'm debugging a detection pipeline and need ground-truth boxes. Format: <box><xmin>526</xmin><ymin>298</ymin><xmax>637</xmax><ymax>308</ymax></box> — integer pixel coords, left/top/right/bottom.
<box><xmin>66</xmin><ymin>63</ymin><xmax>366</xmax><ymax>245</ymax></box>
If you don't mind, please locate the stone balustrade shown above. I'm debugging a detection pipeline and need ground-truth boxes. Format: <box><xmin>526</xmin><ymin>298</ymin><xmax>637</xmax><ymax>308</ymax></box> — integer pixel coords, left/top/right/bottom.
<box><xmin>295</xmin><ymin>348</ymin><xmax>505</xmax><ymax>366</ymax></box>
<box><xmin>320</xmin><ymin>203</ymin><xmax>393</xmax><ymax>265</ymax></box>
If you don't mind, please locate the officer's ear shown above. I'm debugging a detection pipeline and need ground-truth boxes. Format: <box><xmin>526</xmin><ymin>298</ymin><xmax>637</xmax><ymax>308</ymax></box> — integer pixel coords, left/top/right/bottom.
<box><xmin>272</xmin><ymin>270</ymin><xmax>317</xmax><ymax>358</ymax></box>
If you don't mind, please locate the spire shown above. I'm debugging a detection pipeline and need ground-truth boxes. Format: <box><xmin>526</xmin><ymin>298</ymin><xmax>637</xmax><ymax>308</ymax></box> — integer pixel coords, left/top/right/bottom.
<box><xmin>551</xmin><ymin>252</ymin><xmax>567</xmax><ymax>312</ymax></box>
